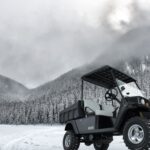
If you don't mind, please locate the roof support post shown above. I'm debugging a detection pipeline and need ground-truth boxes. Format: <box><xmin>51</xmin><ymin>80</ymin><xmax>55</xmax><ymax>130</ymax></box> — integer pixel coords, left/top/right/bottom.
<box><xmin>110</xmin><ymin>70</ymin><xmax>125</xmax><ymax>103</ymax></box>
<box><xmin>81</xmin><ymin>80</ymin><xmax>84</xmax><ymax>101</ymax></box>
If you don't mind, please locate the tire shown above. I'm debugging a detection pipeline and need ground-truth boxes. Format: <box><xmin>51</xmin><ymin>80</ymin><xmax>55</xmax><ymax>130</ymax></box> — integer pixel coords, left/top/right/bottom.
<box><xmin>123</xmin><ymin>117</ymin><xmax>150</xmax><ymax>150</ymax></box>
<box><xmin>63</xmin><ymin>131</ymin><xmax>80</xmax><ymax>150</ymax></box>
<box><xmin>93</xmin><ymin>141</ymin><xmax>109</xmax><ymax>150</ymax></box>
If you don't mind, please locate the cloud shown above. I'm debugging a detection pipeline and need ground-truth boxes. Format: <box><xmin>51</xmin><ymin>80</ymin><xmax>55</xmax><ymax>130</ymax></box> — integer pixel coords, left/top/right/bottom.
<box><xmin>105</xmin><ymin>0</ymin><xmax>150</xmax><ymax>32</ymax></box>
<box><xmin>0</xmin><ymin>0</ymin><xmax>112</xmax><ymax>88</ymax></box>
<box><xmin>0</xmin><ymin>0</ymin><xmax>150</xmax><ymax>88</ymax></box>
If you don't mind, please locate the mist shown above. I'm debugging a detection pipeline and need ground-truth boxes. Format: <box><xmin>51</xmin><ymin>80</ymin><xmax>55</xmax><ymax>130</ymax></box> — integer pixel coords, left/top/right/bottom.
<box><xmin>0</xmin><ymin>0</ymin><xmax>150</xmax><ymax>88</ymax></box>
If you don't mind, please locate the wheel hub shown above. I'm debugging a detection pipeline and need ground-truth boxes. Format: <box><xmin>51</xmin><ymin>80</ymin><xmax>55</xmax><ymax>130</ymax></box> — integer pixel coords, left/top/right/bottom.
<box><xmin>128</xmin><ymin>124</ymin><xmax>144</xmax><ymax>144</ymax></box>
<box><xmin>65</xmin><ymin>135</ymin><xmax>71</xmax><ymax>148</ymax></box>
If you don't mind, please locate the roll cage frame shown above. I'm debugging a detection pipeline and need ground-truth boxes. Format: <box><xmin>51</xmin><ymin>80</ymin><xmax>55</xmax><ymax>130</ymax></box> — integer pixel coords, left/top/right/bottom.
<box><xmin>80</xmin><ymin>65</ymin><xmax>139</xmax><ymax>104</ymax></box>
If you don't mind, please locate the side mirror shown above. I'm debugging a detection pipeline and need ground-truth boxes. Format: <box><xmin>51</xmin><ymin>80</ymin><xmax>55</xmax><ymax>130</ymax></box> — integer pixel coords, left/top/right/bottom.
<box><xmin>121</xmin><ymin>86</ymin><xmax>125</xmax><ymax>91</ymax></box>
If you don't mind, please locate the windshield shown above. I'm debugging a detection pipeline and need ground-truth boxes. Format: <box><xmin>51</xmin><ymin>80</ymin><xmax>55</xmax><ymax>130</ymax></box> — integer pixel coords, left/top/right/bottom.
<box><xmin>117</xmin><ymin>79</ymin><xmax>146</xmax><ymax>98</ymax></box>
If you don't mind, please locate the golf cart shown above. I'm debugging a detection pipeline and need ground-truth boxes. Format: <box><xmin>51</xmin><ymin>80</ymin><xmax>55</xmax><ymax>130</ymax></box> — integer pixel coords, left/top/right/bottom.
<box><xmin>59</xmin><ymin>66</ymin><xmax>150</xmax><ymax>150</ymax></box>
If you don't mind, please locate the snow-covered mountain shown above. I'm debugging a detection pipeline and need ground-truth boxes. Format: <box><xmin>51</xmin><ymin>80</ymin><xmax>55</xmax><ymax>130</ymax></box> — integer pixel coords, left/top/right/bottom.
<box><xmin>0</xmin><ymin>75</ymin><xmax>29</xmax><ymax>102</ymax></box>
<box><xmin>0</xmin><ymin>26</ymin><xmax>150</xmax><ymax>124</ymax></box>
<box><xmin>24</xmin><ymin>26</ymin><xmax>150</xmax><ymax>124</ymax></box>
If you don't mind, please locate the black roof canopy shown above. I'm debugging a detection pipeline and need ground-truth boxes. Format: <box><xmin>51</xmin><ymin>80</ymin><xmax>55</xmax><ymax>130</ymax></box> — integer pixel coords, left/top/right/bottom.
<box><xmin>82</xmin><ymin>65</ymin><xmax>136</xmax><ymax>89</ymax></box>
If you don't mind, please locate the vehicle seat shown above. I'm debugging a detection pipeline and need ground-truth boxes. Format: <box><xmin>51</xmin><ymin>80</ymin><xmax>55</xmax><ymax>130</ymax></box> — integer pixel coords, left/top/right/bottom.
<box><xmin>101</xmin><ymin>104</ymin><xmax>114</xmax><ymax>117</ymax></box>
<box><xmin>84</xmin><ymin>100</ymin><xmax>114</xmax><ymax>117</ymax></box>
<box><xmin>84</xmin><ymin>100</ymin><xmax>101</xmax><ymax>112</ymax></box>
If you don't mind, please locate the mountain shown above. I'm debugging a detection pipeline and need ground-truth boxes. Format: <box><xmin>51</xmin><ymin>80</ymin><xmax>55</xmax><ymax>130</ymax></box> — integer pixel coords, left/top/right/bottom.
<box><xmin>0</xmin><ymin>26</ymin><xmax>150</xmax><ymax>124</ymax></box>
<box><xmin>0</xmin><ymin>74</ymin><xmax>29</xmax><ymax>102</ymax></box>
<box><xmin>20</xmin><ymin>26</ymin><xmax>150</xmax><ymax>125</ymax></box>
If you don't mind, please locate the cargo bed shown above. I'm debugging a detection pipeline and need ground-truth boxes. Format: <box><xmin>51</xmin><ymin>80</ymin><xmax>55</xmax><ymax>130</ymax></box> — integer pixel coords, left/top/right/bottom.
<box><xmin>59</xmin><ymin>101</ymin><xmax>85</xmax><ymax>123</ymax></box>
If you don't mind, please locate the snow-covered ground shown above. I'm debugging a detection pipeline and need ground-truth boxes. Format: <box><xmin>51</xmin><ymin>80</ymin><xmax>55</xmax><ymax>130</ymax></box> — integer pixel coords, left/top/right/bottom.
<box><xmin>0</xmin><ymin>125</ymin><xmax>127</xmax><ymax>150</ymax></box>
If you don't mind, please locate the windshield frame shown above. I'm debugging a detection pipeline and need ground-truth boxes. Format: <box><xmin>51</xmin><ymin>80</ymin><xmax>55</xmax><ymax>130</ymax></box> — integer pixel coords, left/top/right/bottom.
<box><xmin>115</xmin><ymin>78</ymin><xmax>145</xmax><ymax>99</ymax></box>
<box><xmin>110</xmin><ymin>69</ymin><xmax>142</xmax><ymax>103</ymax></box>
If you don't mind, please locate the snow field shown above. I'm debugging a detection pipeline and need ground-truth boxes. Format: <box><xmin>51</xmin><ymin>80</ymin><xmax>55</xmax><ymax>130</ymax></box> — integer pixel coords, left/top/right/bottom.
<box><xmin>0</xmin><ymin>125</ymin><xmax>127</xmax><ymax>150</ymax></box>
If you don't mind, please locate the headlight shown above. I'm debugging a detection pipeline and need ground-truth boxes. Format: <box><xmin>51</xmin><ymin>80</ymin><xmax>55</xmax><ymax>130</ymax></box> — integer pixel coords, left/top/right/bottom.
<box><xmin>141</xmin><ymin>99</ymin><xmax>145</xmax><ymax>105</ymax></box>
<box><xmin>146</xmin><ymin>102</ymin><xmax>150</xmax><ymax>107</ymax></box>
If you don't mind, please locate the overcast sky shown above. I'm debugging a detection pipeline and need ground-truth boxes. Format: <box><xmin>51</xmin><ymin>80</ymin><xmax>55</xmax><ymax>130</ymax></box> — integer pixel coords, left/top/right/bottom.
<box><xmin>0</xmin><ymin>0</ymin><xmax>150</xmax><ymax>88</ymax></box>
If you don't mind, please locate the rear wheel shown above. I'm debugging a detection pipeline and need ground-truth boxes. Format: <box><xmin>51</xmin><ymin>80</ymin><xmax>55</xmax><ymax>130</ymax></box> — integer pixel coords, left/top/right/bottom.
<box><xmin>123</xmin><ymin>117</ymin><xmax>150</xmax><ymax>150</ymax></box>
<box><xmin>63</xmin><ymin>131</ymin><xmax>80</xmax><ymax>150</ymax></box>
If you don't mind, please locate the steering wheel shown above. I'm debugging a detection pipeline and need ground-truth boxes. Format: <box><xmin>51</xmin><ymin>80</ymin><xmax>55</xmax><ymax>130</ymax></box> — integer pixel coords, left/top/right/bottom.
<box><xmin>105</xmin><ymin>89</ymin><xmax>118</xmax><ymax>102</ymax></box>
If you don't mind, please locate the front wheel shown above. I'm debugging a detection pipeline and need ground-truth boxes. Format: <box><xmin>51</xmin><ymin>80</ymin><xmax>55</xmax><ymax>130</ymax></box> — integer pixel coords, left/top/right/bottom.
<box><xmin>63</xmin><ymin>131</ymin><xmax>80</xmax><ymax>150</ymax></box>
<box><xmin>123</xmin><ymin>117</ymin><xmax>150</xmax><ymax>150</ymax></box>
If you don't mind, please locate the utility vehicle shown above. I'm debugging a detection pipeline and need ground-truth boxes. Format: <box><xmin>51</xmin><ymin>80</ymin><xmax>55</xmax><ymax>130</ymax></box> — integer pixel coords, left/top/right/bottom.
<box><xmin>59</xmin><ymin>66</ymin><xmax>150</xmax><ymax>150</ymax></box>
